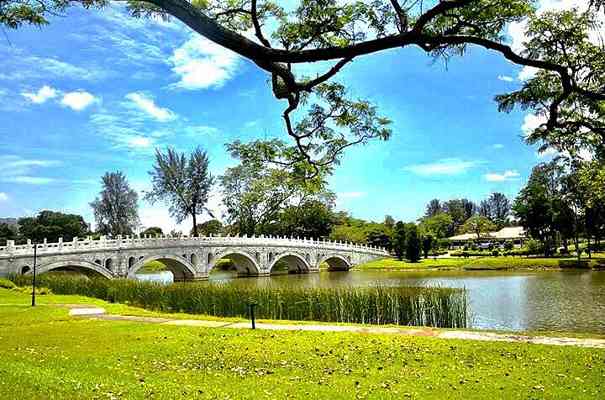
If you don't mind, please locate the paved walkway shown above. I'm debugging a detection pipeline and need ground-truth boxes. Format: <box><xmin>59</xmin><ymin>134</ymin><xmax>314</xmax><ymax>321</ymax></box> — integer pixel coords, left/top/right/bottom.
<box><xmin>65</xmin><ymin>305</ymin><xmax>605</xmax><ymax>349</ymax></box>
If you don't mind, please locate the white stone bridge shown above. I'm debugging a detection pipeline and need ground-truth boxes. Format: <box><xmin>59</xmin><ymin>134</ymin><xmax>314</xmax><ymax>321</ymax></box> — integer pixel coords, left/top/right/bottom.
<box><xmin>0</xmin><ymin>236</ymin><xmax>389</xmax><ymax>281</ymax></box>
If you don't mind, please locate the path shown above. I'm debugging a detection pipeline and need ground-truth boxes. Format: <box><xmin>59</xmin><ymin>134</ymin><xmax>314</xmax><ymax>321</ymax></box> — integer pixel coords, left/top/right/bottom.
<box><xmin>66</xmin><ymin>305</ymin><xmax>605</xmax><ymax>349</ymax></box>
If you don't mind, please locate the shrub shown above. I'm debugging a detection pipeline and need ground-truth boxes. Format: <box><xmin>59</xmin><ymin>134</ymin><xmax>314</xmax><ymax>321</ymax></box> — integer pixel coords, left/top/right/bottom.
<box><xmin>0</xmin><ymin>277</ymin><xmax>16</xmax><ymax>289</ymax></box>
<box><xmin>503</xmin><ymin>241</ymin><xmax>514</xmax><ymax>251</ymax></box>
<box><xmin>525</xmin><ymin>239</ymin><xmax>543</xmax><ymax>255</ymax></box>
<box><xmin>491</xmin><ymin>250</ymin><xmax>500</xmax><ymax>257</ymax></box>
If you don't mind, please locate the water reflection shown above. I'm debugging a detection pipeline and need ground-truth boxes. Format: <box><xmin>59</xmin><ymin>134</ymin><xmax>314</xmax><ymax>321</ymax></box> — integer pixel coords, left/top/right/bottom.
<box><xmin>136</xmin><ymin>269</ymin><xmax>605</xmax><ymax>334</ymax></box>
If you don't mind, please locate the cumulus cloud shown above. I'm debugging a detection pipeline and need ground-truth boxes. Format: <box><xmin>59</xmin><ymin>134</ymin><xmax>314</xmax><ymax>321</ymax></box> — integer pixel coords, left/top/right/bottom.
<box><xmin>21</xmin><ymin>85</ymin><xmax>58</xmax><ymax>104</ymax></box>
<box><xmin>497</xmin><ymin>75</ymin><xmax>514</xmax><ymax>82</ymax></box>
<box><xmin>0</xmin><ymin>192</ymin><xmax>8</xmax><ymax>201</ymax></box>
<box><xmin>521</xmin><ymin>113</ymin><xmax>547</xmax><ymax>137</ymax></box>
<box><xmin>170</xmin><ymin>35</ymin><xmax>240</xmax><ymax>90</ymax></box>
<box><xmin>404</xmin><ymin>158</ymin><xmax>482</xmax><ymax>176</ymax></box>
<box><xmin>125</xmin><ymin>92</ymin><xmax>176</xmax><ymax>122</ymax></box>
<box><xmin>61</xmin><ymin>91</ymin><xmax>98</xmax><ymax>111</ymax></box>
<box><xmin>484</xmin><ymin>170</ymin><xmax>521</xmax><ymax>182</ymax></box>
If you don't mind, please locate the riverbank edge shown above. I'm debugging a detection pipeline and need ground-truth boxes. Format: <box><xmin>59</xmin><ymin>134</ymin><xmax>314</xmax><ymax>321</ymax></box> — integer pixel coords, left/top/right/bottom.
<box><xmin>61</xmin><ymin>304</ymin><xmax>605</xmax><ymax>348</ymax></box>
<box><xmin>3</xmin><ymin>289</ymin><xmax>604</xmax><ymax>344</ymax></box>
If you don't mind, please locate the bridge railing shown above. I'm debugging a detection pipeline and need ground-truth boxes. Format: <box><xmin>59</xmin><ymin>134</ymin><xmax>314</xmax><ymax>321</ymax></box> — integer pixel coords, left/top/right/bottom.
<box><xmin>0</xmin><ymin>235</ymin><xmax>390</xmax><ymax>257</ymax></box>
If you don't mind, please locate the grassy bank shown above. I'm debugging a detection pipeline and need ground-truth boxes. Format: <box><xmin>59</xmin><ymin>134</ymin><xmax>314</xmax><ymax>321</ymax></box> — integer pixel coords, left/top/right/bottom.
<box><xmin>1</xmin><ymin>289</ymin><xmax>604</xmax><ymax>399</ymax></box>
<box><xmin>358</xmin><ymin>255</ymin><xmax>605</xmax><ymax>271</ymax></box>
<box><xmin>10</xmin><ymin>275</ymin><xmax>468</xmax><ymax>328</ymax></box>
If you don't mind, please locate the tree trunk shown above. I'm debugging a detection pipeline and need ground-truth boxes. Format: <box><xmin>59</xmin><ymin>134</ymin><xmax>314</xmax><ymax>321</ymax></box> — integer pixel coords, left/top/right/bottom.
<box><xmin>192</xmin><ymin>213</ymin><xmax>198</xmax><ymax>237</ymax></box>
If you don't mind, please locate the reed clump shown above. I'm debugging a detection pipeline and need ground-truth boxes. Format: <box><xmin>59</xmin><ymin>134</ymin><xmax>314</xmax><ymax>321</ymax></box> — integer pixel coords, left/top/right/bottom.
<box><xmin>10</xmin><ymin>274</ymin><xmax>467</xmax><ymax>328</ymax></box>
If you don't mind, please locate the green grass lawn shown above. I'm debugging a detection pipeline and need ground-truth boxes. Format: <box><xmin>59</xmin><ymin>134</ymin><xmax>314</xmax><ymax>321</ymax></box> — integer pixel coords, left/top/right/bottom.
<box><xmin>357</xmin><ymin>255</ymin><xmax>605</xmax><ymax>271</ymax></box>
<box><xmin>1</xmin><ymin>289</ymin><xmax>604</xmax><ymax>399</ymax></box>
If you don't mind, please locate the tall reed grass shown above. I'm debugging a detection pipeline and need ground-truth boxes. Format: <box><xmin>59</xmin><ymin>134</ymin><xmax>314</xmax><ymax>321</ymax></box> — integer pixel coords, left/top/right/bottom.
<box><xmin>10</xmin><ymin>274</ymin><xmax>467</xmax><ymax>328</ymax></box>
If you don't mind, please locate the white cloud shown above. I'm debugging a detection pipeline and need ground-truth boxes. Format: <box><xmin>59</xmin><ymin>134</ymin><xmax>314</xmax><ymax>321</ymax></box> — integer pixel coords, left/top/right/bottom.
<box><xmin>61</xmin><ymin>91</ymin><xmax>98</xmax><ymax>111</ymax></box>
<box><xmin>0</xmin><ymin>192</ymin><xmax>8</xmax><ymax>201</ymax></box>
<box><xmin>518</xmin><ymin>66</ymin><xmax>538</xmax><ymax>81</ymax></box>
<box><xmin>21</xmin><ymin>85</ymin><xmax>58</xmax><ymax>104</ymax></box>
<box><xmin>521</xmin><ymin>113</ymin><xmax>547</xmax><ymax>137</ymax></box>
<box><xmin>0</xmin><ymin>155</ymin><xmax>60</xmax><ymax>185</ymax></box>
<box><xmin>404</xmin><ymin>158</ymin><xmax>481</xmax><ymax>176</ymax></box>
<box><xmin>492</xmin><ymin>144</ymin><xmax>505</xmax><ymax>149</ymax></box>
<box><xmin>484</xmin><ymin>170</ymin><xmax>521</xmax><ymax>182</ymax></box>
<box><xmin>125</xmin><ymin>92</ymin><xmax>176</xmax><ymax>122</ymax></box>
<box><xmin>170</xmin><ymin>34</ymin><xmax>240</xmax><ymax>90</ymax></box>
<box><xmin>128</xmin><ymin>136</ymin><xmax>154</xmax><ymax>148</ymax></box>
<box><xmin>536</xmin><ymin>147</ymin><xmax>560</xmax><ymax>158</ymax></box>
<box><xmin>497</xmin><ymin>75</ymin><xmax>514</xmax><ymax>82</ymax></box>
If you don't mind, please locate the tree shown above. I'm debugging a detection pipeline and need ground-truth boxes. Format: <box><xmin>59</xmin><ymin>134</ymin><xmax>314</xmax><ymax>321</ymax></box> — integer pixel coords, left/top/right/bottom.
<box><xmin>392</xmin><ymin>221</ymin><xmax>406</xmax><ymax>261</ymax></box>
<box><xmin>366</xmin><ymin>228</ymin><xmax>392</xmax><ymax>251</ymax></box>
<box><xmin>422</xmin><ymin>235</ymin><xmax>434</xmax><ymax>259</ymax></box>
<box><xmin>405</xmin><ymin>223</ymin><xmax>421</xmax><ymax>263</ymax></box>
<box><xmin>7</xmin><ymin>1</ymin><xmax>603</xmax><ymax>169</ymax></box>
<box><xmin>460</xmin><ymin>215</ymin><xmax>497</xmax><ymax>240</ymax></box>
<box><xmin>418</xmin><ymin>212</ymin><xmax>454</xmax><ymax>239</ymax></box>
<box><xmin>0</xmin><ymin>223</ymin><xmax>17</xmax><ymax>245</ymax></box>
<box><xmin>424</xmin><ymin>199</ymin><xmax>442</xmax><ymax>218</ymax></box>
<box><xmin>383</xmin><ymin>215</ymin><xmax>395</xmax><ymax>229</ymax></box>
<box><xmin>141</xmin><ymin>226</ymin><xmax>163</xmax><ymax>237</ymax></box>
<box><xmin>271</xmin><ymin>200</ymin><xmax>335</xmax><ymax>239</ymax></box>
<box><xmin>146</xmin><ymin>147</ymin><xmax>214</xmax><ymax>237</ymax></box>
<box><xmin>90</xmin><ymin>171</ymin><xmax>139</xmax><ymax>236</ymax></box>
<box><xmin>221</xmin><ymin>142</ymin><xmax>333</xmax><ymax>236</ymax></box>
<box><xmin>192</xmin><ymin>219</ymin><xmax>224</xmax><ymax>237</ymax></box>
<box><xmin>442</xmin><ymin>199</ymin><xmax>476</xmax><ymax>234</ymax></box>
<box><xmin>480</xmin><ymin>193</ymin><xmax>511</xmax><ymax>228</ymax></box>
<box><xmin>18</xmin><ymin>210</ymin><xmax>89</xmax><ymax>243</ymax></box>
<box><xmin>513</xmin><ymin>161</ymin><xmax>566</xmax><ymax>255</ymax></box>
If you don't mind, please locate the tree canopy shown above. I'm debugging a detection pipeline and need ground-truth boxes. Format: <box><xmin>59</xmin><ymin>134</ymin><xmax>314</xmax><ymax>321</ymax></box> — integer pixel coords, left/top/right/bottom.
<box><xmin>4</xmin><ymin>0</ymin><xmax>603</xmax><ymax>172</ymax></box>
<box><xmin>145</xmin><ymin>146</ymin><xmax>214</xmax><ymax>237</ymax></box>
<box><xmin>18</xmin><ymin>210</ymin><xmax>89</xmax><ymax>243</ymax></box>
<box><xmin>90</xmin><ymin>171</ymin><xmax>140</xmax><ymax>236</ymax></box>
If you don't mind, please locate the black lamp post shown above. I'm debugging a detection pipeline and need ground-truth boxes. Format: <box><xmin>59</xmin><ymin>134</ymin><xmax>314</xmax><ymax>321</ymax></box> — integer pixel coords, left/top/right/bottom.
<box><xmin>31</xmin><ymin>241</ymin><xmax>37</xmax><ymax>307</ymax></box>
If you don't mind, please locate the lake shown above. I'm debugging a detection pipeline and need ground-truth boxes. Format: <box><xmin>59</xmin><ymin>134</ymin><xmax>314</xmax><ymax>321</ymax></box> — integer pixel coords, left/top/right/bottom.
<box><xmin>137</xmin><ymin>269</ymin><xmax>605</xmax><ymax>334</ymax></box>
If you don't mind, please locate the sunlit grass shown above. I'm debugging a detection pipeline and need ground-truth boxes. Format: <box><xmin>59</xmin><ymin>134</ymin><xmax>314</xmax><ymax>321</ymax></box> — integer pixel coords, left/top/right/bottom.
<box><xmin>0</xmin><ymin>289</ymin><xmax>604</xmax><ymax>399</ymax></box>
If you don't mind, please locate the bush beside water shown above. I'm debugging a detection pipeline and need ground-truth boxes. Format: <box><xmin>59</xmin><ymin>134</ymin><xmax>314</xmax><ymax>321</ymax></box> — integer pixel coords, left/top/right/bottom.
<box><xmin>10</xmin><ymin>275</ymin><xmax>467</xmax><ymax>328</ymax></box>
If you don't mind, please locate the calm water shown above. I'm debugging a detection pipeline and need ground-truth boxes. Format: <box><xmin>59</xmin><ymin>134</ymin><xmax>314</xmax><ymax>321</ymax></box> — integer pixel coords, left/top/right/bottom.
<box><xmin>138</xmin><ymin>269</ymin><xmax>605</xmax><ymax>334</ymax></box>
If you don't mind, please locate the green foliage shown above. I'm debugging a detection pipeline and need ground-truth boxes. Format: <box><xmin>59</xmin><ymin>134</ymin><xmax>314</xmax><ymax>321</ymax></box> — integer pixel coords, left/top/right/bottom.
<box><xmin>192</xmin><ymin>219</ymin><xmax>223</xmax><ymax>237</ymax></box>
<box><xmin>392</xmin><ymin>221</ymin><xmax>406</xmax><ymax>260</ymax></box>
<box><xmin>460</xmin><ymin>215</ymin><xmax>497</xmax><ymax>239</ymax></box>
<box><xmin>146</xmin><ymin>147</ymin><xmax>214</xmax><ymax>237</ymax></box>
<box><xmin>0</xmin><ymin>223</ymin><xmax>18</xmax><ymax>245</ymax></box>
<box><xmin>12</xmin><ymin>275</ymin><xmax>467</xmax><ymax>328</ymax></box>
<box><xmin>90</xmin><ymin>171</ymin><xmax>139</xmax><ymax>236</ymax></box>
<box><xmin>422</xmin><ymin>235</ymin><xmax>434</xmax><ymax>259</ymax></box>
<box><xmin>504</xmin><ymin>241</ymin><xmax>514</xmax><ymax>251</ymax></box>
<box><xmin>18</xmin><ymin>210</ymin><xmax>89</xmax><ymax>242</ymax></box>
<box><xmin>0</xmin><ymin>278</ymin><xmax>16</xmax><ymax>289</ymax></box>
<box><xmin>267</xmin><ymin>200</ymin><xmax>335</xmax><ymax>239</ymax></box>
<box><xmin>141</xmin><ymin>226</ymin><xmax>163</xmax><ymax>237</ymax></box>
<box><xmin>405</xmin><ymin>223</ymin><xmax>421</xmax><ymax>263</ymax></box>
<box><xmin>525</xmin><ymin>239</ymin><xmax>544</xmax><ymax>255</ymax></box>
<box><xmin>221</xmin><ymin>141</ymin><xmax>333</xmax><ymax>236</ymax></box>
<box><xmin>418</xmin><ymin>212</ymin><xmax>453</xmax><ymax>239</ymax></box>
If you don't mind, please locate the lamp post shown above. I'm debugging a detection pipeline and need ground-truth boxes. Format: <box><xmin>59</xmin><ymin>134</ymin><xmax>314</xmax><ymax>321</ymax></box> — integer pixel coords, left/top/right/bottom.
<box><xmin>31</xmin><ymin>241</ymin><xmax>37</xmax><ymax>307</ymax></box>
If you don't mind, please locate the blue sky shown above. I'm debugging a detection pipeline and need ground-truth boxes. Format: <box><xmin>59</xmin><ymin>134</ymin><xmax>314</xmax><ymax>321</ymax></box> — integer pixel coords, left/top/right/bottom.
<box><xmin>0</xmin><ymin>4</ymin><xmax>557</xmax><ymax>232</ymax></box>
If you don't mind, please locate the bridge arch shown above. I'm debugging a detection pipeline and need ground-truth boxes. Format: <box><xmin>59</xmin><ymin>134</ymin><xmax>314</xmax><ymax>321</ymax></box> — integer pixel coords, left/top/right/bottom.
<box><xmin>128</xmin><ymin>254</ymin><xmax>197</xmax><ymax>282</ymax></box>
<box><xmin>32</xmin><ymin>260</ymin><xmax>113</xmax><ymax>279</ymax></box>
<box><xmin>320</xmin><ymin>254</ymin><xmax>352</xmax><ymax>271</ymax></box>
<box><xmin>268</xmin><ymin>252</ymin><xmax>311</xmax><ymax>274</ymax></box>
<box><xmin>208</xmin><ymin>250</ymin><xmax>260</xmax><ymax>276</ymax></box>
